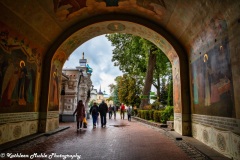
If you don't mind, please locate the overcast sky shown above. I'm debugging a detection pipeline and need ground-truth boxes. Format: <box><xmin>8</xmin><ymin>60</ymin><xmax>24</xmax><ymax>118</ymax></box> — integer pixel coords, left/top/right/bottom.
<box><xmin>63</xmin><ymin>35</ymin><xmax>123</xmax><ymax>95</ymax></box>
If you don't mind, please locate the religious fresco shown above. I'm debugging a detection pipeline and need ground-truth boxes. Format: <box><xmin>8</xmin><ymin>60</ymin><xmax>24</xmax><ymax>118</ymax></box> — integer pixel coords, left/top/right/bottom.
<box><xmin>0</xmin><ymin>48</ymin><xmax>37</xmax><ymax>111</ymax></box>
<box><xmin>48</xmin><ymin>62</ymin><xmax>60</xmax><ymax>111</ymax></box>
<box><xmin>173</xmin><ymin>59</ymin><xmax>181</xmax><ymax>113</ymax></box>
<box><xmin>48</xmin><ymin>58</ymin><xmax>63</xmax><ymax>111</ymax></box>
<box><xmin>52</xmin><ymin>0</ymin><xmax>167</xmax><ymax>21</ymax></box>
<box><xmin>190</xmin><ymin>15</ymin><xmax>234</xmax><ymax>118</ymax></box>
<box><xmin>53</xmin><ymin>0</ymin><xmax>87</xmax><ymax>20</ymax></box>
<box><xmin>0</xmin><ymin>24</ymin><xmax>41</xmax><ymax>113</ymax></box>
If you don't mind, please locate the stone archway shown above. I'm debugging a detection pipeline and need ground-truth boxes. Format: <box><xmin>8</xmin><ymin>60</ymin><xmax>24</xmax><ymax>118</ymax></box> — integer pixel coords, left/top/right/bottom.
<box><xmin>40</xmin><ymin>14</ymin><xmax>191</xmax><ymax>136</ymax></box>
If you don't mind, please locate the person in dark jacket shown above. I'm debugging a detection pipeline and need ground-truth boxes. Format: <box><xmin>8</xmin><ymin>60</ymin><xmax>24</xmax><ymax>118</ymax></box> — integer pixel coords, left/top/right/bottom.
<box><xmin>108</xmin><ymin>105</ymin><xmax>113</xmax><ymax>119</ymax></box>
<box><xmin>98</xmin><ymin>100</ymin><xmax>108</xmax><ymax>128</ymax></box>
<box><xmin>112</xmin><ymin>105</ymin><xmax>117</xmax><ymax>119</ymax></box>
<box><xmin>89</xmin><ymin>102</ymin><xmax>99</xmax><ymax>128</ymax></box>
<box><xmin>73</xmin><ymin>100</ymin><xmax>85</xmax><ymax>130</ymax></box>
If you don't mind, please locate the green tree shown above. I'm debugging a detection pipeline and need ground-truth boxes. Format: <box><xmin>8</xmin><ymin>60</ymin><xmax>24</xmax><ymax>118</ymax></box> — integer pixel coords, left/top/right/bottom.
<box><xmin>106</xmin><ymin>33</ymin><xmax>172</xmax><ymax>108</ymax></box>
<box><xmin>140</xmin><ymin>46</ymin><xmax>157</xmax><ymax>108</ymax></box>
<box><xmin>108</xmin><ymin>81</ymin><xmax>120</xmax><ymax>106</ymax></box>
<box><xmin>153</xmin><ymin>50</ymin><xmax>172</xmax><ymax>103</ymax></box>
<box><xmin>110</xmin><ymin>74</ymin><xmax>141</xmax><ymax>107</ymax></box>
<box><xmin>117</xmin><ymin>74</ymin><xmax>138</xmax><ymax>106</ymax></box>
<box><xmin>160</xmin><ymin>78</ymin><xmax>168</xmax><ymax>105</ymax></box>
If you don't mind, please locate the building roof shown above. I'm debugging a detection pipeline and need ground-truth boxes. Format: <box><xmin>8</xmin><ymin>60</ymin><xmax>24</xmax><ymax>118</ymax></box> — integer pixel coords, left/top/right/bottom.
<box><xmin>98</xmin><ymin>86</ymin><xmax>104</xmax><ymax>95</ymax></box>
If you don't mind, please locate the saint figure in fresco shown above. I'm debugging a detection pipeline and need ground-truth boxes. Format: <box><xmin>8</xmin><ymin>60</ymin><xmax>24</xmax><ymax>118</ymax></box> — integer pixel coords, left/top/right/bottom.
<box><xmin>18</xmin><ymin>60</ymin><xmax>27</xmax><ymax>106</ymax></box>
<box><xmin>173</xmin><ymin>71</ymin><xmax>180</xmax><ymax>113</ymax></box>
<box><xmin>26</xmin><ymin>67</ymin><xmax>35</xmax><ymax>103</ymax></box>
<box><xmin>0</xmin><ymin>59</ymin><xmax>19</xmax><ymax>106</ymax></box>
<box><xmin>197</xmin><ymin>62</ymin><xmax>204</xmax><ymax>105</ymax></box>
<box><xmin>203</xmin><ymin>54</ymin><xmax>211</xmax><ymax>106</ymax></box>
<box><xmin>193</xmin><ymin>66</ymin><xmax>198</xmax><ymax>104</ymax></box>
<box><xmin>50</xmin><ymin>66</ymin><xmax>59</xmax><ymax>109</ymax></box>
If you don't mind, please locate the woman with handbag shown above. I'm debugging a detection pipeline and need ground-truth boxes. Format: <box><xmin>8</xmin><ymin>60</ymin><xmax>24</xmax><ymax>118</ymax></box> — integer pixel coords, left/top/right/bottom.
<box><xmin>73</xmin><ymin>100</ymin><xmax>85</xmax><ymax>131</ymax></box>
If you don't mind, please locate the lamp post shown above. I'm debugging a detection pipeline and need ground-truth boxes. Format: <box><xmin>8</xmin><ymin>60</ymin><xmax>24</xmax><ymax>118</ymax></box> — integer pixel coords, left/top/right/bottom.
<box><xmin>77</xmin><ymin>52</ymin><xmax>87</xmax><ymax>103</ymax></box>
<box><xmin>77</xmin><ymin>69</ymin><xmax>84</xmax><ymax>103</ymax></box>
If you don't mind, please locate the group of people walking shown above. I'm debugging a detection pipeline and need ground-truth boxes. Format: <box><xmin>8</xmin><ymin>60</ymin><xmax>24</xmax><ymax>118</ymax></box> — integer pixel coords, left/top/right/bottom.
<box><xmin>73</xmin><ymin>100</ymin><xmax>133</xmax><ymax>130</ymax></box>
<box><xmin>89</xmin><ymin>101</ymin><xmax>133</xmax><ymax>128</ymax></box>
<box><xmin>89</xmin><ymin>100</ymin><xmax>109</xmax><ymax>128</ymax></box>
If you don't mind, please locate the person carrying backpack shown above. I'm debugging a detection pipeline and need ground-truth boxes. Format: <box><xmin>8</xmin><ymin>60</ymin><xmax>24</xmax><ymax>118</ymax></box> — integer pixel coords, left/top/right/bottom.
<box><xmin>90</xmin><ymin>102</ymin><xmax>99</xmax><ymax>128</ymax></box>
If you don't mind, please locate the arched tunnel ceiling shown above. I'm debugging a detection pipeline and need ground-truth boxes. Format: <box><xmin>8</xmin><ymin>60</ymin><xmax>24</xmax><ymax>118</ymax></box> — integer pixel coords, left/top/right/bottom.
<box><xmin>56</xmin><ymin>21</ymin><xmax>178</xmax><ymax>63</ymax></box>
<box><xmin>0</xmin><ymin>0</ymin><xmax>239</xmax><ymax>60</ymax></box>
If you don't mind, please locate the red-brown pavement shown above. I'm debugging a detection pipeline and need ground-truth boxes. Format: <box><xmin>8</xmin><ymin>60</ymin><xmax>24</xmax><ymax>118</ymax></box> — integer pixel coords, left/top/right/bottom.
<box><xmin>1</xmin><ymin>113</ymin><xmax>226</xmax><ymax>160</ymax></box>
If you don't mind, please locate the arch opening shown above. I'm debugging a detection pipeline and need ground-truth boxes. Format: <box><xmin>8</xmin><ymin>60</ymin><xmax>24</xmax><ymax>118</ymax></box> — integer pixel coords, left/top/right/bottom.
<box><xmin>41</xmin><ymin>15</ymin><xmax>190</xmax><ymax>136</ymax></box>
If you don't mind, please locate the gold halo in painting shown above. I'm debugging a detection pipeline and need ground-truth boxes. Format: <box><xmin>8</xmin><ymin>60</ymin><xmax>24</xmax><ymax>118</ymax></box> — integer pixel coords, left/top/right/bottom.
<box><xmin>20</xmin><ymin>60</ymin><xmax>26</xmax><ymax>67</ymax></box>
<box><xmin>53</xmin><ymin>71</ymin><xmax>56</xmax><ymax>78</ymax></box>
<box><xmin>203</xmin><ymin>53</ymin><xmax>208</xmax><ymax>62</ymax></box>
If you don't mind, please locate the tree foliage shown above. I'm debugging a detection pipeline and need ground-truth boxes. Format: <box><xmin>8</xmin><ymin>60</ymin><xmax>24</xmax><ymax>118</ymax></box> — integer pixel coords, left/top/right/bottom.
<box><xmin>117</xmin><ymin>74</ymin><xmax>141</xmax><ymax>106</ymax></box>
<box><xmin>108</xmin><ymin>81</ymin><xmax>120</xmax><ymax>106</ymax></box>
<box><xmin>106</xmin><ymin>33</ymin><xmax>172</xmax><ymax>108</ymax></box>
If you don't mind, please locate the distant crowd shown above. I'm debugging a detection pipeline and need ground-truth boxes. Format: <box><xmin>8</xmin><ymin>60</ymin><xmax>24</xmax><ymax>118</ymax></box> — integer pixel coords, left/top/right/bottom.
<box><xmin>73</xmin><ymin>100</ymin><xmax>135</xmax><ymax>130</ymax></box>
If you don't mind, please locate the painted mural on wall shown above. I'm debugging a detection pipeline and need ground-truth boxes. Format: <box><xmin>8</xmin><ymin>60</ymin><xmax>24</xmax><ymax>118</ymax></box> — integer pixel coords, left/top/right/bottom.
<box><xmin>173</xmin><ymin>59</ymin><xmax>181</xmax><ymax>113</ymax></box>
<box><xmin>53</xmin><ymin>0</ymin><xmax>87</xmax><ymax>20</ymax></box>
<box><xmin>190</xmin><ymin>15</ymin><xmax>234</xmax><ymax>118</ymax></box>
<box><xmin>0</xmin><ymin>26</ymin><xmax>40</xmax><ymax>113</ymax></box>
<box><xmin>52</xmin><ymin>0</ymin><xmax>167</xmax><ymax>21</ymax></box>
<box><xmin>48</xmin><ymin>58</ymin><xmax>63</xmax><ymax>111</ymax></box>
<box><xmin>48</xmin><ymin>62</ymin><xmax>59</xmax><ymax>111</ymax></box>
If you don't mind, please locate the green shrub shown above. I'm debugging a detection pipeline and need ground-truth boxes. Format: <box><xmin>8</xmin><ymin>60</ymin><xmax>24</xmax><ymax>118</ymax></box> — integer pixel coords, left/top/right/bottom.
<box><xmin>160</xmin><ymin>106</ymin><xmax>173</xmax><ymax>123</ymax></box>
<box><xmin>141</xmin><ymin>110</ymin><xmax>145</xmax><ymax>119</ymax></box>
<box><xmin>149</xmin><ymin>110</ymin><xmax>154</xmax><ymax>120</ymax></box>
<box><xmin>143</xmin><ymin>110</ymin><xmax>147</xmax><ymax>120</ymax></box>
<box><xmin>151</xmin><ymin>101</ymin><xmax>161</xmax><ymax>110</ymax></box>
<box><xmin>137</xmin><ymin>106</ymin><xmax>174</xmax><ymax>124</ymax></box>
<box><xmin>145</xmin><ymin>110</ymin><xmax>150</xmax><ymax>120</ymax></box>
<box><xmin>137</xmin><ymin>110</ymin><xmax>142</xmax><ymax>117</ymax></box>
<box><xmin>159</xmin><ymin>111</ymin><xmax>163</xmax><ymax>123</ymax></box>
<box><xmin>134</xmin><ymin>109</ymin><xmax>138</xmax><ymax>116</ymax></box>
<box><xmin>153</xmin><ymin>111</ymin><xmax>161</xmax><ymax>122</ymax></box>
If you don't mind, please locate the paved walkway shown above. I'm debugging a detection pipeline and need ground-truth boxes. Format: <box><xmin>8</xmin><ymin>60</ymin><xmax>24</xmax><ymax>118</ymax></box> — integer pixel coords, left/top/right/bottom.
<box><xmin>1</xmin><ymin>113</ymin><xmax>229</xmax><ymax>160</ymax></box>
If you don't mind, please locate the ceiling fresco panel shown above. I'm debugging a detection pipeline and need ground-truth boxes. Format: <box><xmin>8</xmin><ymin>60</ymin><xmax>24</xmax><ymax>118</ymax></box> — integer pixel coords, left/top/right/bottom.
<box><xmin>0</xmin><ymin>3</ymin><xmax>48</xmax><ymax>54</ymax></box>
<box><xmin>0</xmin><ymin>1</ymin><xmax>62</xmax><ymax>42</ymax></box>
